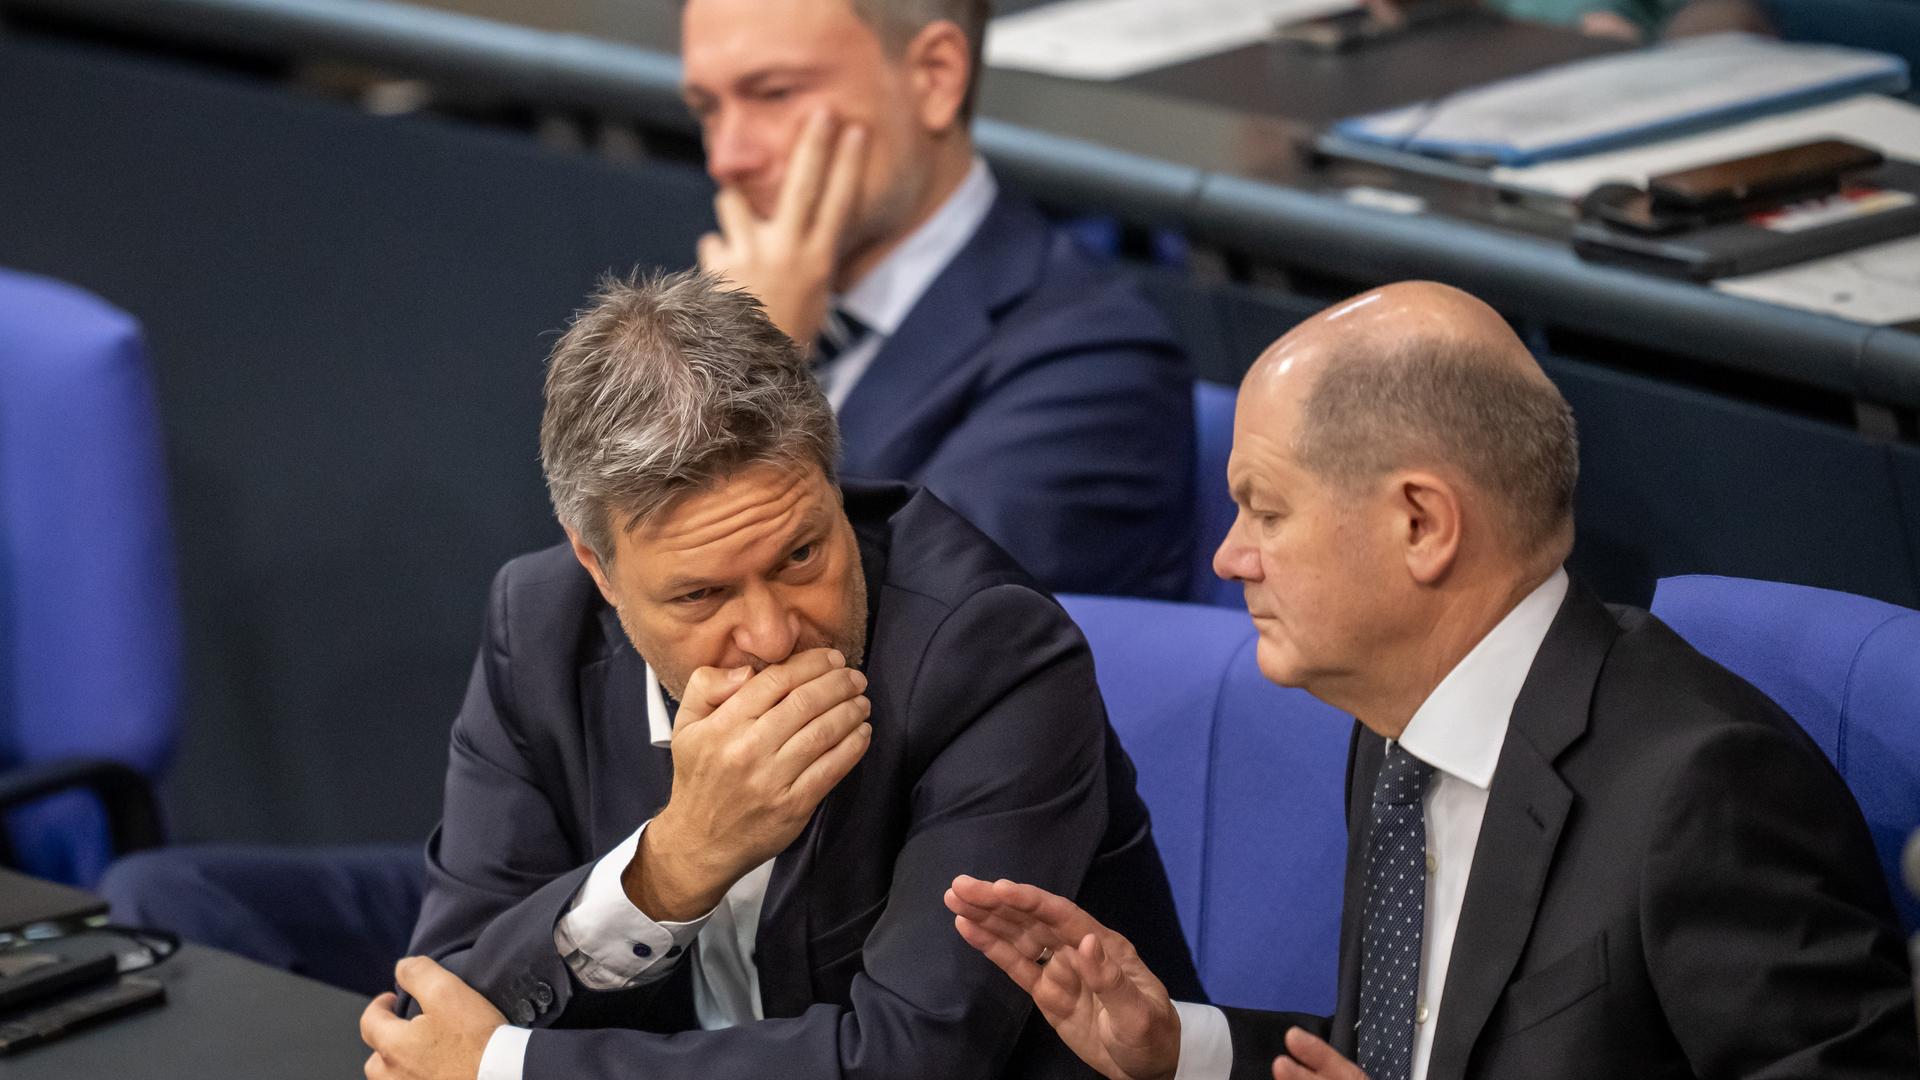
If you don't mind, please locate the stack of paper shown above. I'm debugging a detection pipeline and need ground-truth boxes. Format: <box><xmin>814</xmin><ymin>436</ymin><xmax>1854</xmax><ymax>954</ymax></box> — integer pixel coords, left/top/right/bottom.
<box><xmin>1493</xmin><ymin>95</ymin><xmax>1920</xmax><ymax>199</ymax></box>
<box><xmin>1716</xmin><ymin>234</ymin><xmax>1920</xmax><ymax>326</ymax></box>
<box><xmin>985</xmin><ymin>0</ymin><xmax>1359</xmax><ymax>81</ymax></box>
<box><xmin>1336</xmin><ymin>33</ymin><xmax>1910</xmax><ymax>165</ymax></box>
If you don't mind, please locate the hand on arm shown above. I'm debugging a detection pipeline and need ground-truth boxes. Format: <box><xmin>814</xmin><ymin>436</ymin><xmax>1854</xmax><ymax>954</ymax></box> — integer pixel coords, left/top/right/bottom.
<box><xmin>1271</xmin><ymin>1029</ymin><xmax>1368</xmax><ymax>1080</ymax></box>
<box><xmin>946</xmin><ymin>875</ymin><xmax>1182</xmax><ymax>1080</ymax></box>
<box><xmin>624</xmin><ymin>647</ymin><xmax>872</xmax><ymax>921</ymax></box>
<box><xmin>361</xmin><ymin>957</ymin><xmax>506</xmax><ymax>1080</ymax></box>
<box><xmin>697</xmin><ymin>108</ymin><xmax>867</xmax><ymax>347</ymax></box>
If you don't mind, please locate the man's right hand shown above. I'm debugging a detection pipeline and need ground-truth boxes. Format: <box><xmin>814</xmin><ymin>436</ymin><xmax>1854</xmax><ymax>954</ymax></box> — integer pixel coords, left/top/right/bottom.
<box><xmin>623</xmin><ymin>648</ymin><xmax>872</xmax><ymax>921</ymax></box>
<box><xmin>947</xmin><ymin>875</ymin><xmax>1182</xmax><ymax>1080</ymax></box>
<box><xmin>697</xmin><ymin>109</ymin><xmax>867</xmax><ymax>348</ymax></box>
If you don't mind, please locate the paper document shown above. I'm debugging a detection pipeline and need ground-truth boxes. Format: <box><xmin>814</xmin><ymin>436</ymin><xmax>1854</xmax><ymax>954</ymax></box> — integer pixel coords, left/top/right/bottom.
<box><xmin>1494</xmin><ymin>96</ymin><xmax>1920</xmax><ymax>199</ymax></box>
<box><xmin>1337</xmin><ymin>34</ymin><xmax>1910</xmax><ymax>165</ymax></box>
<box><xmin>1714</xmin><ymin>234</ymin><xmax>1920</xmax><ymax>325</ymax></box>
<box><xmin>986</xmin><ymin>0</ymin><xmax>1360</xmax><ymax>81</ymax></box>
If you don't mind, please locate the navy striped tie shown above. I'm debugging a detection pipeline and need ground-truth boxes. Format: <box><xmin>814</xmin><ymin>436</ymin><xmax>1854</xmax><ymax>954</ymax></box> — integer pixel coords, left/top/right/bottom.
<box><xmin>1356</xmin><ymin>742</ymin><xmax>1435</xmax><ymax>1080</ymax></box>
<box><xmin>813</xmin><ymin>308</ymin><xmax>869</xmax><ymax>368</ymax></box>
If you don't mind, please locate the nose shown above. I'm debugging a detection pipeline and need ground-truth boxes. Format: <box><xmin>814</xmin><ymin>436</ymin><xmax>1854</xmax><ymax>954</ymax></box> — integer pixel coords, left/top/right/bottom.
<box><xmin>1212</xmin><ymin>510</ymin><xmax>1262</xmax><ymax>585</ymax></box>
<box><xmin>704</xmin><ymin>108</ymin><xmax>770</xmax><ymax>188</ymax></box>
<box><xmin>731</xmin><ymin>583</ymin><xmax>801</xmax><ymax>666</ymax></box>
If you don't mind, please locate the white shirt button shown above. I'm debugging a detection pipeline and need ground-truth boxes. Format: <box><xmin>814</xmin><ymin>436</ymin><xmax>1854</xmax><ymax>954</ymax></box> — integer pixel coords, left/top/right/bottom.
<box><xmin>1416</xmin><ymin>1002</ymin><xmax>1430</xmax><ymax>1024</ymax></box>
<box><xmin>1425</xmin><ymin>850</ymin><xmax>1437</xmax><ymax>875</ymax></box>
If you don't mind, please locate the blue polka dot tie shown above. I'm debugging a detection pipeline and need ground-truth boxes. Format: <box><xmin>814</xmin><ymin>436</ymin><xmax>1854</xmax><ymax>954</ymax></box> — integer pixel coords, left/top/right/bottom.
<box><xmin>1356</xmin><ymin>743</ymin><xmax>1436</xmax><ymax>1080</ymax></box>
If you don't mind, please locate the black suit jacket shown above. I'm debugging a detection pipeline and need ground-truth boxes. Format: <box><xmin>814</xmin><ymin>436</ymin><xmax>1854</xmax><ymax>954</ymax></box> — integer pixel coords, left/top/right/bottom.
<box><xmin>836</xmin><ymin>189</ymin><xmax>1194</xmax><ymax>601</ymax></box>
<box><xmin>1223</xmin><ymin>583</ymin><xmax>1917</xmax><ymax>1079</ymax></box>
<box><xmin>408</xmin><ymin>482</ymin><xmax>1200</xmax><ymax>1080</ymax></box>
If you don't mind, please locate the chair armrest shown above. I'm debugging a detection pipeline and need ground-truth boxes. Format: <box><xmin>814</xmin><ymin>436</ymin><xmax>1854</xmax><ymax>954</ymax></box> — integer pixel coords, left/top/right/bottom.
<box><xmin>0</xmin><ymin>758</ymin><xmax>165</xmax><ymax>862</ymax></box>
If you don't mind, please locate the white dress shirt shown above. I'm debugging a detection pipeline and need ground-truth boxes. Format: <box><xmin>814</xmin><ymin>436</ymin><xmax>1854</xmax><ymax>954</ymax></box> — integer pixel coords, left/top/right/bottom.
<box><xmin>478</xmin><ymin>664</ymin><xmax>775</xmax><ymax>1080</ymax></box>
<box><xmin>1173</xmin><ymin>570</ymin><xmax>1570</xmax><ymax>1080</ymax></box>
<box><xmin>813</xmin><ymin>156</ymin><xmax>997</xmax><ymax>411</ymax></box>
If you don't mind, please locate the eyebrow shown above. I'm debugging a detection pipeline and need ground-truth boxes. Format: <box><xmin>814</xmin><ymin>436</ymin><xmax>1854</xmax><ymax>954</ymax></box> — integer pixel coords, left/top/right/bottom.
<box><xmin>683</xmin><ymin>65</ymin><xmax>819</xmax><ymax>103</ymax></box>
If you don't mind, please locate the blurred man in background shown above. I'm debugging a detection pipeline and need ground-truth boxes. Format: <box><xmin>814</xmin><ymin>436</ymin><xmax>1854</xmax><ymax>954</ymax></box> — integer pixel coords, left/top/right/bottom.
<box><xmin>676</xmin><ymin>0</ymin><xmax>1195</xmax><ymax>600</ymax></box>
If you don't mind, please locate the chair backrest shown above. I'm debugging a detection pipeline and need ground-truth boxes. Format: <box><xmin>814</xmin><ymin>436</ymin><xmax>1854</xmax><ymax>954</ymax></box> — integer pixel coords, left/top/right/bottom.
<box><xmin>0</xmin><ymin>268</ymin><xmax>181</xmax><ymax>885</ymax></box>
<box><xmin>1060</xmin><ymin>594</ymin><xmax>1349</xmax><ymax>1012</ymax></box>
<box><xmin>1650</xmin><ymin>574</ymin><xmax>1920</xmax><ymax>931</ymax></box>
<box><xmin>1190</xmin><ymin>382</ymin><xmax>1243</xmax><ymax>608</ymax></box>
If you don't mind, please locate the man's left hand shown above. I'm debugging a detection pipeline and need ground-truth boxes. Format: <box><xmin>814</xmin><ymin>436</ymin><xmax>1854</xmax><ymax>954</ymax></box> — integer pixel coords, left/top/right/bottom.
<box><xmin>1272</xmin><ymin>1027</ymin><xmax>1369</xmax><ymax>1080</ymax></box>
<box><xmin>360</xmin><ymin>956</ymin><xmax>506</xmax><ymax>1080</ymax></box>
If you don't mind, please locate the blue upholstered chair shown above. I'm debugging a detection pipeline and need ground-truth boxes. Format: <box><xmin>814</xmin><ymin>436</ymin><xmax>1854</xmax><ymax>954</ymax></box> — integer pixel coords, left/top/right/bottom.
<box><xmin>1060</xmin><ymin>594</ymin><xmax>1349</xmax><ymax>1012</ymax></box>
<box><xmin>1190</xmin><ymin>382</ymin><xmax>1242</xmax><ymax>608</ymax></box>
<box><xmin>1650</xmin><ymin>575</ymin><xmax>1920</xmax><ymax>931</ymax></box>
<box><xmin>0</xmin><ymin>268</ymin><xmax>180</xmax><ymax>885</ymax></box>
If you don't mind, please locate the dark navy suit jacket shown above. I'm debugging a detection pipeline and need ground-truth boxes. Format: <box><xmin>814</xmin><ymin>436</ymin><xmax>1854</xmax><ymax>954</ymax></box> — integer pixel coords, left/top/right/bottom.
<box><xmin>408</xmin><ymin>482</ymin><xmax>1201</xmax><ymax>1080</ymax></box>
<box><xmin>1220</xmin><ymin>584</ymin><xmax>1917</xmax><ymax>1079</ymax></box>
<box><xmin>836</xmin><ymin>190</ymin><xmax>1194</xmax><ymax>601</ymax></box>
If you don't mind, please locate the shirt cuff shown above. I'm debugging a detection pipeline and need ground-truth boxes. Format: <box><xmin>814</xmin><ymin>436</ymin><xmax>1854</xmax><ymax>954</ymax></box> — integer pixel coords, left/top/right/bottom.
<box><xmin>1172</xmin><ymin>1002</ymin><xmax>1233</xmax><ymax>1080</ymax></box>
<box><xmin>553</xmin><ymin>820</ymin><xmax>712</xmax><ymax>990</ymax></box>
<box><xmin>477</xmin><ymin>1024</ymin><xmax>529</xmax><ymax>1080</ymax></box>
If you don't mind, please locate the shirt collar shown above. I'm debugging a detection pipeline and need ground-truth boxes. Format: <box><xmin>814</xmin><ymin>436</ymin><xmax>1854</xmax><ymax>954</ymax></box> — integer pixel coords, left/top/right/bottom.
<box><xmin>836</xmin><ymin>156</ymin><xmax>997</xmax><ymax>338</ymax></box>
<box><xmin>1396</xmin><ymin>568</ymin><xmax>1570</xmax><ymax>790</ymax></box>
<box><xmin>644</xmin><ymin>664</ymin><xmax>673</xmax><ymax>749</ymax></box>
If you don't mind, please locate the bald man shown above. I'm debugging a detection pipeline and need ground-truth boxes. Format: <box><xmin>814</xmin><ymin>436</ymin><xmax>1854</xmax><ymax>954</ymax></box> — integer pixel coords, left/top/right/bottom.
<box><xmin>947</xmin><ymin>283</ymin><xmax>1917</xmax><ymax>1080</ymax></box>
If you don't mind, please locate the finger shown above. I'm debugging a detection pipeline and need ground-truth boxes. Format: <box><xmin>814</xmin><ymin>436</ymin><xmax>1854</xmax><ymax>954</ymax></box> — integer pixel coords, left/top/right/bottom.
<box><xmin>696</xmin><ymin>232</ymin><xmax>731</xmax><ymax>274</ymax></box>
<box><xmin>774</xmin><ymin>108</ymin><xmax>836</xmax><ymax>232</ymax></box>
<box><xmin>805</xmin><ymin>123</ymin><xmax>866</xmax><ymax>256</ymax></box>
<box><xmin>954</xmin><ymin>914</ymin><xmax>1046</xmax><ymax>993</ymax></box>
<box><xmin>364</xmin><ymin>1051</ymin><xmax>393</xmax><ymax>1080</ymax></box>
<box><xmin>359</xmin><ymin>993</ymin><xmax>407</xmax><ymax>1051</ymax></box>
<box><xmin>946</xmin><ymin>900</ymin><xmax>1067</xmax><ymax>971</ymax></box>
<box><xmin>1280</xmin><ymin>1027</ymin><xmax>1367</xmax><ymax>1079</ymax></box>
<box><xmin>1078</xmin><ymin>930</ymin><xmax>1164</xmax><ymax>1045</ymax></box>
<box><xmin>393</xmin><ymin>955</ymin><xmax>478</xmax><ymax>1013</ymax></box>
<box><xmin>714</xmin><ymin>187</ymin><xmax>760</xmax><ymax>251</ymax></box>
<box><xmin>950</xmin><ymin>873</ymin><xmax>1021</xmax><ymax>911</ymax></box>
<box><xmin>718</xmin><ymin>648</ymin><xmax>845</xmax><ymax>726</ymax></box>
<box><xmin>680</xmin><ymin>664</ymin><xmax>753</xmax><ymax>724</ymax></box>
<box><xmin>756</xmin><ymin>665</ymin><xmax>867</xmax><ymax>751</ymax></box>
<box><xmin>773</xmin><ymin>692</ymin><xmax>870</xmax><ymax>777</ymax></box>
<box><xmin>990</xmin><ymin>878</ymin><xmax>1109</xmax><ymax>944</ymax></box>
<box><xmin>946</xmin><ymin>893</ymin><xmax>1070</xmax><ymax>961</ymax></box>
<box><xmin>952</xmin><ymin>877</ymin><xmax>1089</xmax><ymax>956</ymax></box>
<box><xmin>786</xmin><ymin>718</ymin><xmax>872</xmax><ymax>804</ymax></box>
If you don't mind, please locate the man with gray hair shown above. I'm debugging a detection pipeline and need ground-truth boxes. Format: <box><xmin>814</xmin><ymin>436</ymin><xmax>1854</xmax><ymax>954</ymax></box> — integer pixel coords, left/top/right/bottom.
<box><xmin>675</xmin><ymin>0</ymin><xmax>1195</xmax><ymax>600</ymax></box>
<box><xmin>357</xmin><ymin>270</ymin><xmax>1200</xmax><ymax>1080</ymax></box>
<box><xmin>949</xmin><ymin>281</ymin><xmax>1916</xmax><ymax>1080</ymax></box>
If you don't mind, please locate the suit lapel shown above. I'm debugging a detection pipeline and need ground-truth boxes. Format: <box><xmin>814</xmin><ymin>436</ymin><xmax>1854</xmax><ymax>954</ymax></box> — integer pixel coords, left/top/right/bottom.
<box><xmin>834</xmin><ymin>193</ymin><xmax>1047</xmax><ymax>477</ymax></box>
<box><xmin>580</xmin><ymin>608</ymin><xmax>675</xmax><ymax>851</ymax></box>
<box><xmin>1424</xmin><ymin>585</ymin><xmax>1619</xmax><ymax>1080</ymax></box>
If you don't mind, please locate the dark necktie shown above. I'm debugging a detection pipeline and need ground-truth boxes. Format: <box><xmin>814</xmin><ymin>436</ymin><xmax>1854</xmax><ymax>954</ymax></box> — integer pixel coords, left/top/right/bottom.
<box><xmin>1356</xmin><ymin>742</ymin><xmax>1436</xmax><ymax>1080</ymax></box>
<box><xmin>812</xmin><ymin>307</ymin><xmax>870</xmax><ymax>368</ymax></box>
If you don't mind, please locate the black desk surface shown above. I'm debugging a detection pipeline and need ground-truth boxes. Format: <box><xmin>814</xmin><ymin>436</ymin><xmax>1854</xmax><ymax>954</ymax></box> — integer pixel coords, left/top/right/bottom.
<box><xmin>4</xmin><ymin>943</ymin><xmax>369</xmax><ymax>1079</ymax></box>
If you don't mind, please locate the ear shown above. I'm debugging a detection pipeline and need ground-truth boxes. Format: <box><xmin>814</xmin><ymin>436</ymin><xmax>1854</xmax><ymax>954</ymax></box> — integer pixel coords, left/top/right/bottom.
<box><xmin>1393</xmin><ymin>471</ymin><xmax>1463</xmax><ymax>586</ymax></box>
<box><xmin>565</xmin><ymin>527</ymin><xmax>622</xmax><ymax>609</ymax></box>
<box><xmin>903</xmin><ymin>20</ymin><xmax>972</xmax><ymax>134</ymax></box>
